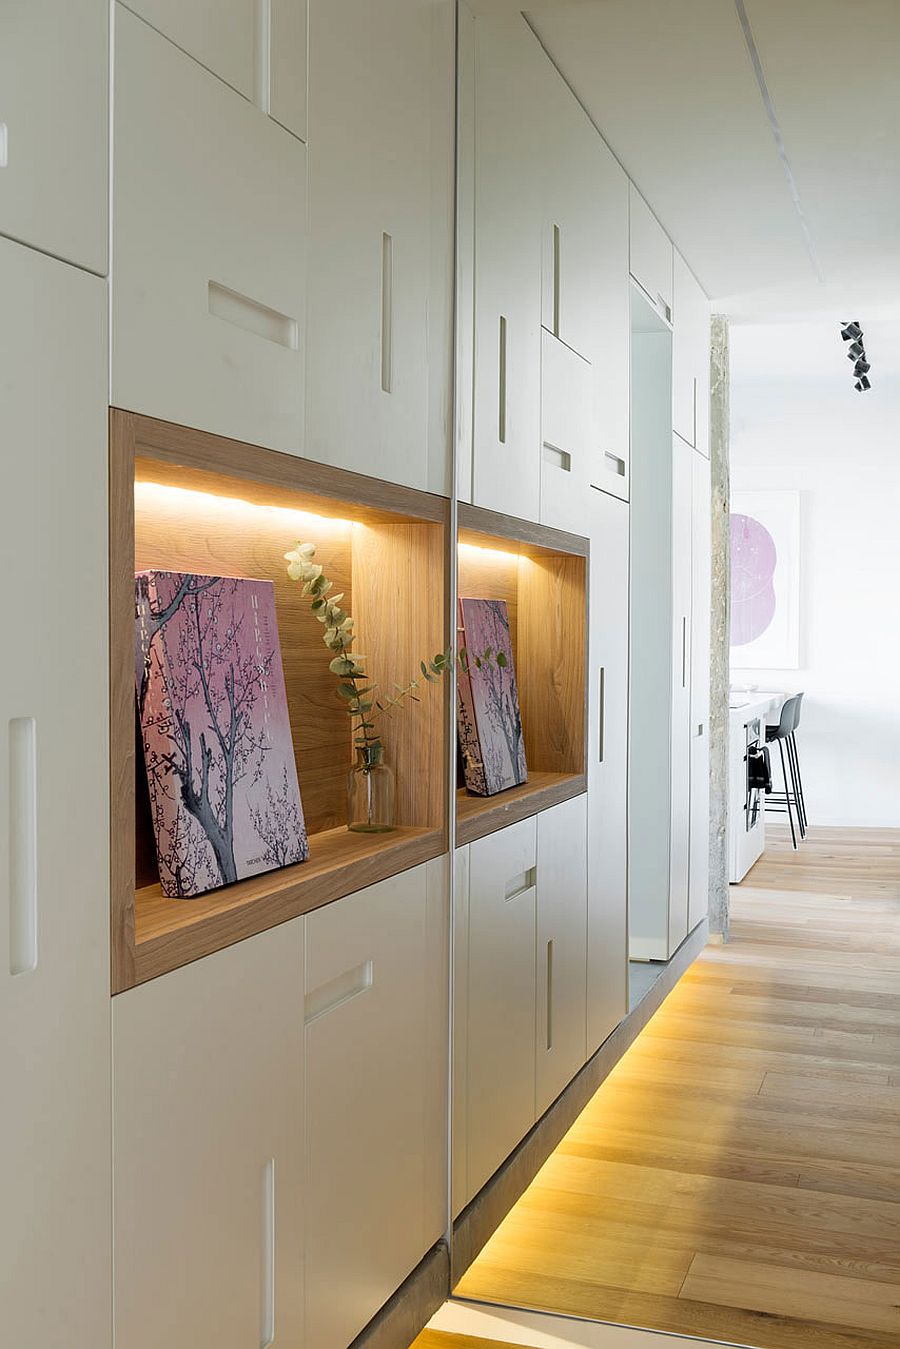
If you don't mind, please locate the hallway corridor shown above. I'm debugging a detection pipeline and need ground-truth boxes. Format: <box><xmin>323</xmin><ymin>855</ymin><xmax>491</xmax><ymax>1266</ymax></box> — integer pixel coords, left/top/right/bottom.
<box><xmin>452</xmin><ymin>828</ymin><xmax>900</xmax><ymax>1349</ymax></box>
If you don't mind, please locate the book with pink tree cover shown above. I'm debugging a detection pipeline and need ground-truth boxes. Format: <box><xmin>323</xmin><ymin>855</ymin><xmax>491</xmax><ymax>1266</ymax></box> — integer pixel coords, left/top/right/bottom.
<box><xmin>456</xmin><ymin>597</ymin><xmax>528</xmax><ymax>796</ymax></box>
<box><xmin>135</xmin><ymin>570</ymin><xmax>308</xmax><ymax>898</ymax></box>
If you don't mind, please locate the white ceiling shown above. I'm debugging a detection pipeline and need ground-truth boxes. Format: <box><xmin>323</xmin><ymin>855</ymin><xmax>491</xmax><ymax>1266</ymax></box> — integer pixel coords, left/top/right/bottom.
<box><xmin>484</xmin><ymin>0</ymin><xmax>900</xmax><ymax>319</ymax></box>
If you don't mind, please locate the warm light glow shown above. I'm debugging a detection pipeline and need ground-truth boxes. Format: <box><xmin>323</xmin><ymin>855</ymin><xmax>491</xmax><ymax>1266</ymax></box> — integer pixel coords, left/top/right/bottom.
<box><xmin>458</xmin><ymin>540</ymin><xmax>523</xmax><ymax>566</ymax></box>
<box><xmin>134</xmin><ymin>480</ymin><xmax>357</xmax><ymax>535</ymax></box>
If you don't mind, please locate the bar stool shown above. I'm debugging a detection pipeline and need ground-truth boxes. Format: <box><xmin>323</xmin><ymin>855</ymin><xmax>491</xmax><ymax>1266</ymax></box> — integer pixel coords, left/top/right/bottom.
<box><xmin>764</xmin><ymin>694</ymin><xmax>804</xmax><ymax>848</ymax></box>
<box><xmin>787</xmin><ymin>692</ymin><xmax>808</xmax><ymax>834</ymax></box>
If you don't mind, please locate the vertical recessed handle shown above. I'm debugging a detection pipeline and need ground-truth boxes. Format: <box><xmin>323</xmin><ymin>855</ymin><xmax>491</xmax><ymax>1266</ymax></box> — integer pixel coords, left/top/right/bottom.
<box><xmin>498</xmin><ymin>315</ymin><xmax>508</xmax><ymax>444</ymax></box>
<box><xmin>552</xmin><ymin>223</ymin><xmax>561</xmax><ymax>338</ymax></box>
<box><xmin>545</xmin><ymin>939</ymin><xmax>554</xmax><ymax>1050</ymax></box>
<box><xmin>682</xmin><ymin>616</ymin><xmax>688</xmax><ymax>689</ymax></box>
<box><xmin>0</xmin><ymin>123</ymin><xmax>8</xmax><ymax>169</ymax></box>
<box><xmin>692</xmin><ymin>374</ymin><xmax>698</xmax><ymax>446</ymax></box>
<box><xmin>260</xmin><ymin>1157</ymin><xmax>275</xmax><ymax>1348</ymax></box>
<box><xmin>598</xmin><ymin>667</ymin><xmax>606</xmax><ymax>764</ymax></box>
<box><xmin>381</xmin><ymin>232</ymin><xmax>393</xmax><ymax>394</ymax></box>
<box><xmin>8</xmin><ymin>717</ymin><xmax>37</xmax><ymax>976</ymax></box>
<box><xmin>254</xmin><ymin>0</ymin><xmax>272</xmax><ymax>113</ymax></box>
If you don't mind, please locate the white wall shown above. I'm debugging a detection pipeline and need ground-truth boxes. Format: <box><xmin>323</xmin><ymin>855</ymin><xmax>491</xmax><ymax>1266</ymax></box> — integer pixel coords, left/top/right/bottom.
<box><xmin>730</xmin><ymin>319</ymin><xmax>900</xmax><ymax>827</ymax></box>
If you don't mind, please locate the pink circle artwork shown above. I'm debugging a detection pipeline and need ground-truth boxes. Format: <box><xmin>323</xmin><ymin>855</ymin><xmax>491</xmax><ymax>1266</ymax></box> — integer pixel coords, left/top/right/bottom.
<box><xmin>730</xmin><ymin>512</ymin><xmax>777</xmax><ymax>646</ymax></box>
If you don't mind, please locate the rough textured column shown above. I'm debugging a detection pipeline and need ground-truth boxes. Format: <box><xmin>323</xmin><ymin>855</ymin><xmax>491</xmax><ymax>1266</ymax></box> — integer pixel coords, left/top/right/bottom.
<box><xmin>709</xmin><ymin>315</ymin><xmax>731</xmax><ymax>941</ymax></box>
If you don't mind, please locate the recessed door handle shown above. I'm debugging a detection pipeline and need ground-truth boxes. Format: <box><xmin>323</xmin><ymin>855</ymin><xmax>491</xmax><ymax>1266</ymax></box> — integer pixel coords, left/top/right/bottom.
<box><xmin>498</xmin><ymin>315</ymin><xmax>508</xmax><ymax>443</ymax></box>
<box><xmin>8</xmin><ymin>717</ymin><xmax>37</xmax><ymax>976</ymax></box>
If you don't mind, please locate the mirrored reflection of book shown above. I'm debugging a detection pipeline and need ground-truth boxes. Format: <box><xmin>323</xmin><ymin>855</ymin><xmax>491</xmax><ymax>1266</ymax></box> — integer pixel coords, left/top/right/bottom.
<box><xmin>135</xmin><ymin>570</ymin><xmax>309</xmax><ymax>898</ymax></box>
<box><xmin>456</xmin><ymin>597</ymin><xmax>528</xmax><ymax>797</ymax></box>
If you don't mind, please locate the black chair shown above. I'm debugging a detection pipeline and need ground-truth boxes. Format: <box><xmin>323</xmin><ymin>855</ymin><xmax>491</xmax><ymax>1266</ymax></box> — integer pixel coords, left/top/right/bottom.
<box><xmin>787</xmin><ymin>692</ymin><xmax>808</xmax><ymax>833</ymax></box>
<box><xmin>764</xmin><ymin>694</ymin><xmax>805</xmax><ymax>848</ymax></box>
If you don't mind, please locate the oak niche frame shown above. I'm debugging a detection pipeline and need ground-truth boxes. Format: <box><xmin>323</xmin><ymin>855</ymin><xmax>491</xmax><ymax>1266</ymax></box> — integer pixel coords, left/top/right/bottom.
<box><xmin>110</xmin><ymin>410</ymin><xmax>450</xmax><ymax>994</ymax></box>
<box><xmin>456</xmin><ymin>502</ymin><xmax>589</xmax><ymax>846</ymax></box>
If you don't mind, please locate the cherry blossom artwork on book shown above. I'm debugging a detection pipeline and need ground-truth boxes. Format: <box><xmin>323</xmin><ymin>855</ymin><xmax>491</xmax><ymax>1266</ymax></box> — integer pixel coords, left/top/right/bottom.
<box><xmin>457</xmin><ymin>597</ymin><xmax>528</xmax><ymax>796</ymax></box>
<box><xmin>135</xmin><ymin>570</ymin><xmax>309</xmax><ymax>898</ymax></box>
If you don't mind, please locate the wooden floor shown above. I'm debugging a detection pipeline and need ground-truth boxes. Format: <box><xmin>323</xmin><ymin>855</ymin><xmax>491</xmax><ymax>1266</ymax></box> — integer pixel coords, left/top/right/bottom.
<box><xmin>451</xmin><ymin>827</ymin><xmax>900</xmax><ymax>1349</ymax></box>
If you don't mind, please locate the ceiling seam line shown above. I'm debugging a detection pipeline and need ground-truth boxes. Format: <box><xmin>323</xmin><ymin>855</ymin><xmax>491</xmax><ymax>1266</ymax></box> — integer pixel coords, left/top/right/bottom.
<box><xmin>733</xmin><ymin>0</ymin><xmax>825</xmax><ymax>283</ymax></box>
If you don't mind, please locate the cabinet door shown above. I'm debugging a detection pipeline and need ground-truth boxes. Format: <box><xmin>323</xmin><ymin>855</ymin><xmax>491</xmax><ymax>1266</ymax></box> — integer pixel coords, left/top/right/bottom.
<box><xmin>536</xmin><ymin>796</ymin><xmax>587</xmax><ymax>1115</ymax></box>
<box><xmin>673</xmin><ymin>251</ymin><xmax>710</xmax><ymax>452</ymax></box>
<box><xmin>305</xmin><ymin>0</ymin><xmax>453</xmax><ymax>494</ymax></box>
<box><xmin>586</xmin><ymin>489</ymin><xmax>629</xmax><ymax>1052</ymax></box>
<box><xmin>669</xmin><ymin>435</ymin><xmax>693</xmax><ymax>953</ymax></box>
<box><xmin>113</xmin><ymin>924</ymin><xmax>305</xmax><ymax>1349</ymax></box>
<box><xmin>466</xmin><ymin>817</ymin><xmax>537</xmax><ymax>1201</ymax></box>
<box><xmin>123</xmin><ymin>0</ymin><xmax>307</xmax><ymax>139</ymax></box>
<box><xmin>304</xmin><ymin>860</ymin><xmax>448</xmax><ymax>1349</ymax></box>
<box><xmin>540</xmin><ymin>329</ymin><xmax>593</xmax><ymax>534</ymax></box>
<box><xmin>590</xmin><ymin>147</ymin><xmax>631</xmax><ymax>503</ymax></box>
<box><xmin>112</xmin><ymin>5</ymin><xmax>306</xmax><ymax>454</ymax></box>
<box><xmin>539</xmin><ymin>71</ymin><xmax>604</xmax><ymax>365</ymax></box>
<box><xmin>629</xmin><ymin>184</ymin><xmax>673</xmax><ymax>322</ymax></box>
<box><xmin>0</xmin><ymin>239</ymin><xmax>110</xmax><ymax>1349</ymax></box>
<box><xmin>0</xmin><ymin>0</ymin><xmax>107</xmax><ymax>273</ymax></box>
<box><xmin>689</xmin><ymin>452</ymin><xmax>712</xmax><ymax>931</ymax></box>
<box><xmin>472</xmin><ymin>12</ymin><xmax>543</xmax><ymax>522</ymax></box>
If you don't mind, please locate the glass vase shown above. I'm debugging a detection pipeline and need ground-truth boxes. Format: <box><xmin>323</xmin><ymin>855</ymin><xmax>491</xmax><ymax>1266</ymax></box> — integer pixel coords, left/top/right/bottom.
<box><xmin>347</xmin><ymin>744</ymin><xmax>396</xmax><ymax>833</ymax></box>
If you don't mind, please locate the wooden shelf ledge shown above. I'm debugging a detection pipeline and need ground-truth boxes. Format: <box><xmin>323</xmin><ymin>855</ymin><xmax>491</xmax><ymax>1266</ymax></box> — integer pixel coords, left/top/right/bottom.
<box><xmin>124</xmin><ymin>825</ymin><xmax>445</xmax><ymax>992</ymax></box>
<box><xmin>456</xmin><ymin>771</ymin><xmax>586</xmax><ymax>847</ymax></box>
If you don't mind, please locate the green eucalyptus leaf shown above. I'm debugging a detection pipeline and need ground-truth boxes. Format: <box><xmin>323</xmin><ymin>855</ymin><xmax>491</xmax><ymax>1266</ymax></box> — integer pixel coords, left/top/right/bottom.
<box><xmin>496</xmin><ymin>651</ymin><xmax>508</xmax><ymax>667</ymax></box>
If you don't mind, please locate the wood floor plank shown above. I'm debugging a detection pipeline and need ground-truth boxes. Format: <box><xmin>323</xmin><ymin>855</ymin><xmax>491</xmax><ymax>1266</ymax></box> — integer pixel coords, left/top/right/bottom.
<box><xmin>453</xmin><ymin>826</ymin><xmax>900</xmax><ymax>1349</ymax></box>
<box><xmin>681</xmin><ymin>1253</ymin><xmax>900</xmax><ymax>1336</ymax></box>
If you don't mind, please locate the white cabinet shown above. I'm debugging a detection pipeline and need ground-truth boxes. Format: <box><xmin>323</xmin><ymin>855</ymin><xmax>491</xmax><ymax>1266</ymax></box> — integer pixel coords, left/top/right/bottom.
<box><xmin>304</xmin><ymin>861</ymin><xmax>448</xmax><ymax>1349</ymax></box>
<box><xmin>673</xmin><ymin>250</ymin><xmax>711</xmax><ymax>454</ymax></box>
<box><xmin>540</xmin><ymin>329</ymin><xmax>593</xmax><ymax>534</ymax></box>
<box><xmin>122</xmin><ymin>0</ymin><xmax>307</xmax><ymax>139</ymax></box>
<box><xmin>0</xmin><ymin>0</ymin><xmax>107</xmax><ymax>273</ymax></box>
<box><xmin>0</xmin><ymin>239</ymin><xmax>111</xmax><ymax>1349</ymax></box>
<box><xmin>465</xmin><ymin>817</ymin><xmax>537</xmax><ymax>1202</ymax></box>
<box><xmin>589</xmin><ymin>149</ymin><xmax>631</xmax><ymax>504</ymax></box>
<box><xmin>669</xmin><ymin>435</ymin><xmax>693</xmax><ymax>953</ymax></box>
<box><xmin>629</xmin><ymin>184</ymin><xmax>673</xmax><ymax>324</ymax></box>
<box><xmin>539</xmin><ymin>77</ymin><xmax>605</xmax><ymax>365</ymax></box>
<box><xmin>471</xmin><ymin>12</ymin><xmax>543</xmax><ymax>522</ymax></box>
<box><xmin>305</xmin><ymin>0</ymin><xmax>454</xmax><ymax>494</ymax></box>
<box><xmin>536</xmin><ymin>796</ymin><xmax>587</xmax><ymax>1116</ymax></box>
<box><xmin>586</xmin><ymin>489</ymin><xmax>629</xmax><ymax>1052</ymax></box>
<box><xmin>113</xmin><ymin>924</ymin><xmax>305</xmax><ymax>1349</ymax></box>
<box><xmin>689</xmin><ymin>451</ymin><xmax>712</xmax><ymax>931</ymax></box>
<box><xmin>112</xmin><ymin>5</ymin><xmax>306</xmax><ymax>454</ymax></box>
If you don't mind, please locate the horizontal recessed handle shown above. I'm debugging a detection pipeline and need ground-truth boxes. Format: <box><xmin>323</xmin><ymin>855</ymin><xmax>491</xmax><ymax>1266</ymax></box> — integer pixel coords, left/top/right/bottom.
<box><xmin>304</xmin><ymin>959</ymin><xmax>373</xmax><ymax>1024</ymax></box>
<box><xmin>208</xmin><ymin>281</ymin><xmax>298</xmax><ymax>349</ymax></box>
<box><xmin>604</xmin><ymin>451</ymin><xmax>626</xmax><ymax>477</ymax></box>
<box><xmin>542</xmin><ymin>442</ymin><xmax>572</xmax><ymax>472</ymax></box>
<box><xmin>505</xmin><ymin>866</ymin><xmax>536</xmax><ymax>901</ymax></box>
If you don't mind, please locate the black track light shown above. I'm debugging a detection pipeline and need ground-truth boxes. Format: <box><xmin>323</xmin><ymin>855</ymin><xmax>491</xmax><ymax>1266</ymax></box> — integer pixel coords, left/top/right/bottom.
<box><xmin>855</xmin><ymin>375</ymin><xmax>871</xmax><ymax>392</ymax></box>
<box><xmin>841</xmin><ymin>321</ymin><xmax>863</xmax><ymax>342</ymax></box>
<box><xmin>854</xmin><ymin>357</ymin><xmax>871</xmax><ymax>377</ymax></box>
<box><xmin>847</xmin><ymin>340</ymin><xmax>865</xmax><ymax>360</ymax></box>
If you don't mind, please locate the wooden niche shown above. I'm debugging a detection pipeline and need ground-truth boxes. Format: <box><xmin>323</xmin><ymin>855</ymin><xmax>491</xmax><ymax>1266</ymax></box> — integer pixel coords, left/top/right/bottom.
<box><xmin>456</xmin><ymin>503</ymin><xmax>588</xmax><ymax>845</ymax></box>
<box><xmin>110</xmin><ymin>411</ymin><xmax>449</xmax><ymax>993</ymax></box>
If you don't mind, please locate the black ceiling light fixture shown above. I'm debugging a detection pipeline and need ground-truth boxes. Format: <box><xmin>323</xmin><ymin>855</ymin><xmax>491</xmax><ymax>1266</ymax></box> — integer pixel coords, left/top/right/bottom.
<box><xmin>841</xmin><ymin>320</ymin><xmax>872</xmax><ymax>392</ymax></box>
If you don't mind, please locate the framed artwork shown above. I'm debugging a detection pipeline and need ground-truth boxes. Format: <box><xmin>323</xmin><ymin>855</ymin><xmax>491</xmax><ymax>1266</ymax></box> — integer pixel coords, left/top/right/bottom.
<box><xmin>730</xmin><ymin>490</ymin><xmax>801</xmax><ymax>670</ymax></box>
<box><xmin>135</xmin><ymin>570</ymin><xmax>309</xmax><ymax>897</ymax></box>
<box><xmin>456</xmin><ymin>597</ymin><xmax>528</xmax><ymax>796</ymax></box>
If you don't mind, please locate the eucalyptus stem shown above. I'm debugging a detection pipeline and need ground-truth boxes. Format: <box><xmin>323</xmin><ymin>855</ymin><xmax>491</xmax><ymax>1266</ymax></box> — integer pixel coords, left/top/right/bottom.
<box><xmin>284</xmin><ymin>540</ymin><xmax>506</xmax><ymax>759</ymax></box>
